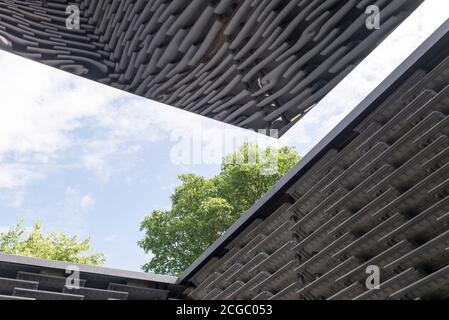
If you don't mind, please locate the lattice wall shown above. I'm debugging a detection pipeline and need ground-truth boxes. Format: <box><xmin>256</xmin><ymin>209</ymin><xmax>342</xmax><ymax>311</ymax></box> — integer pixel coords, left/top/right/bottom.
<box><xmin>184</xmin><ymin>49</ymin><xmax>449</xmax><ymax>300</ymax></box>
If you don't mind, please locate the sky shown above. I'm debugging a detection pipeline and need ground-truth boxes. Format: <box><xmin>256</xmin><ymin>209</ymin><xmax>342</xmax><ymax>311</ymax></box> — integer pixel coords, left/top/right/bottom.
<box><xmin>0</xmin><ymin>1</ymin><xmax>448</xmax><ymax>273</ymax></box>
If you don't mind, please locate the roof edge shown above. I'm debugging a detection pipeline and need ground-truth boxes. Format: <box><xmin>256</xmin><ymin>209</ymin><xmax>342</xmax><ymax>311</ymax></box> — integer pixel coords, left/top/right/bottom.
<box><xmin>0</xmin><ymin>253</ymin><xmax>177</xmax><ymax>284</ymax></box>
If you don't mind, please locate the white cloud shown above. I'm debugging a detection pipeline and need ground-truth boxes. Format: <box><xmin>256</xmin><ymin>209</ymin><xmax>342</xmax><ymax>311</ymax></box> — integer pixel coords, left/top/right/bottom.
<box><xmin>81</xmin><ymin>143</ymin><xmax>115</xmax><ymax>181</ymax></box>
<box><xmin>64</xmin><ymin>187</ymin><xmax>95</xmax><ymax>213</ymax></box>
<box><xmin>0</xmin><ymin>164</ymin><xmax>45</xmax><ymax>189</ymax></box>
<box><xmin>0</xmin><ymin>52</ymin><xmax>122</xmax><ymax>190</ymax></box>
<box><xmin>0</xmin><ymin>57</ymin><xmax>118</xmax><ymax>159</ymax></box>
<box><xmin>80</xmin><ymin>195</ymin><xmax>96</xmax><ymax>211</ymax></box>
<box><xmin>0</xmin><ymin>51</ymin><xmax>214</xmax><ymax>187</ymax></box>
<box><xmin>52</xmin><ymin>187</ymin><xmax>97</xmax><ymax>235</ymax></box>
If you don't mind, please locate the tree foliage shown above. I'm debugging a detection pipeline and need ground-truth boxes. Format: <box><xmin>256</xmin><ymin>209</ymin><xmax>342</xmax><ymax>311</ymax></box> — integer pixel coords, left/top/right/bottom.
<box><xmin>0</xmin><ymin>220</ymin><xmax>106</xmax><ymax>266</ymax></box>
<box><xmin>139</xmin><ymin>143</ymin><xmax>300</xmax><ymax>275</ymax></box>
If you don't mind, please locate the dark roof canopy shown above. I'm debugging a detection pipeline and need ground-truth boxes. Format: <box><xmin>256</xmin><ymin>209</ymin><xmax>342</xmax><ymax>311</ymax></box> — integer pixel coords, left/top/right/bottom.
<box><xmin>0</xmin><ymin>0</ymin><xmax>422</xmax><ymax>135</ymax></box>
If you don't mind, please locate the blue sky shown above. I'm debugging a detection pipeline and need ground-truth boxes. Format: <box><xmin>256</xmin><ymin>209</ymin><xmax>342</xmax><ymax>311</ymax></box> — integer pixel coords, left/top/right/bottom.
<box><xmin>0</xmin><ymin>1</ymin><xmax>448</xmax><ymax>273</ymax></box>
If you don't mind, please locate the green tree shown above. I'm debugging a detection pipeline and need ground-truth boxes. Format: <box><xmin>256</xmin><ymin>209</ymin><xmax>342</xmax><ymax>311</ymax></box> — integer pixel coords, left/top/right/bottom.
<box><xmin>139</xmin><ymin>143</ymin><xmax>300</xmax><ymax>275</ymax></box>
<box><xmin>0</xmin><ymin>220</ymin><xmax>106</xmax><ymax>266</ymax></box>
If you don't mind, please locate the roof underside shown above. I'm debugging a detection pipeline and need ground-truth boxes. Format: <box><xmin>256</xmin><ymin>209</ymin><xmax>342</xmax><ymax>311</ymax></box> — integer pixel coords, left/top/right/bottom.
<box><xmin>0</xmin><ymin>0</ymin><xmax>423</xmax><ymax>135</ymax></box>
